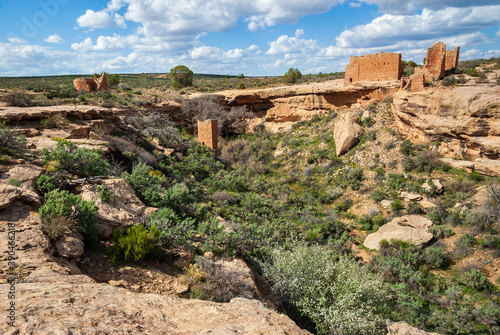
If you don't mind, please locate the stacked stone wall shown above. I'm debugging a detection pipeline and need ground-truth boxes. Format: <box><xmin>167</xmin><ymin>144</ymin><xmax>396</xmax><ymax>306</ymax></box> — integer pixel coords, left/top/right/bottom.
<box><xmin>445</xmin><ymin>47</ymin><xmax>460</xmax><ymax>70</ymax></box>
<box><xmin>197</xmin><ymin>119</ymin><xmax>218</xmax><ymax>154</ymax></box>
<box><xmin>345</xmin><ymin>52</ymin><xmax>403</xmax><ymax>86</ymax></box>
<box><xmin>73</xmin><ymin>73</ymin><xmax>109</xmax><ymax>92</ymax></box>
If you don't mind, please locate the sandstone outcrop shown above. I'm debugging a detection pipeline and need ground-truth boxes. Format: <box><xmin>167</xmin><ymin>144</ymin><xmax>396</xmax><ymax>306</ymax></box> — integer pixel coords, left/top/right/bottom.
<box><xmin>0</xmin><ymin>175</ymin><xmax>307</xmax><ymax>334</ymax></box>
<box><xmin>73</xmin><ymin>72</ymin><xmax>108</xmax><ymax>92</ymax></box>
<box><xmin>392</xmin><ymin>86</ymin><xmax>500</xmax><ymax>161</ymax></box>
<box><xmin>0</xmin><ymin>283</ymin><xmax>307</xmax><ymax>335</ymax></box>
<box><xmin>214</xmin><ymin>80</ymin><xmax>400</xmax><ymax>132</ymax></box>
<box><xmin>0</xmin><ymin>184</ymin><xmax>22</xmax><ymax>209</ymax></box>
<box><xmin>474</xmin><ymin>158</ymin><xmax>500</xmax><ymax>177</ymax></box>
<box><xmin>387</xmin><ymin>320</ymin><xmax>441</xmax><ymax>335</ymax></box>
<box><xmin>80</xmin><ymin>179</ymin><xmax>157</xmax><ymax>239</ymax></box>
<box><xmin>364</xmin><ymin>215</ymin><xmax>433</xmax><ymax>250</ymax></box>
<box><xmin>334</xmin><ymin>112</ymin><xmax>363</xmax><ymax>156</ymax></box>
<box><xmin>0</xmin><ymin>105</ymin><xmax>114</xmax><ymax>124</ymax></box>
<box><xmin>345</xmin><ymin>52</ymin><xmax>403</xmax><ymax>85</ymax></box>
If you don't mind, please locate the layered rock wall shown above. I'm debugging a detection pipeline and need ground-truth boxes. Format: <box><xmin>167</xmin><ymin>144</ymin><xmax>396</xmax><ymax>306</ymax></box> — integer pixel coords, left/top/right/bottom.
<box><xmin>345</xmin><ymin>52</ymin><xmax>403</xmax><ymax>85</ymax></box>
<box><xmin>392</xmin><ymin>86</ymin><xmax>500</xmax><ymax>161</ymax></box>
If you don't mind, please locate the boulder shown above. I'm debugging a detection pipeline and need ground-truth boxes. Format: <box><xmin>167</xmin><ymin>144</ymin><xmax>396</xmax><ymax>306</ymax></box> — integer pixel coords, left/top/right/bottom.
<box><xmin>80</xmin><ymin>179</ymin><xmax>157</xmax><ymax>239</ymax></box>
<box><xmin>364</xmin><ymin>215</ymin><xmax>433</xmax><ymax>250</ymax></box>
<box><xmin>54</xmin><ymin>231</ymin><xmax>84</xmax><ymax>259</ymax></box>
<box><xmin>400</xmin><ymin>191</ymin><xmax>422</xmax><ymax>202</ymax></box>
<box><xmin>381</xmin><ymin>199</ymin><xmax>394</xmax><ymax>209</ymax></box>
<box><xmin>334</xmin><ymin>112</ymin><xmax>363</xmax><ymax>156</ymax></box>
<box><xmin>422</xmin><ymin>179</ymin><xmax>443</xmax><ymax>195</ymax></box>
<box><xmin>438</xmin><ymin>158</ymin><xmax>474</xmax><ymax>172</ymax></box>
<box><xmin>5</xmin><ymin>164</ymin><xmax>43</xmax><ymax>190</ymax></box>
<box><xmin>201</xmin><ymin>258</ymin><xmax>283</xmax><ymax>312</ymax></box>
<box><xmin>0</xmin><ymin>185</ymin><xmax>22</xmax><ymax>210</ymax></box>
<box><xmin>474</xmin><ymin>158</ymin><xmax>500</xmax><ymax>177</ymax></box>
<box><xmin>387</xmin><ymin>320</ymin><xmax>441</xmax><ymax>335</ymax></box>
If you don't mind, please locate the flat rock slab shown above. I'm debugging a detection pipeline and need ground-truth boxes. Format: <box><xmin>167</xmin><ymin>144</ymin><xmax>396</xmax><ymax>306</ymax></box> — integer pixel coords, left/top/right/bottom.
<box><xmin>364</xmin><ymin>215</ymin><xmax>433</xmax><ymax>250</ymax></box>
<box><xmin>0</xmin><ymin>283</ymin><xmax>308</xmax><ymax>334</ymax></box>
<box><xmin>0</xmin><ymin>184</ymin><xmax>22</xmax><ymax>209</ymax></box>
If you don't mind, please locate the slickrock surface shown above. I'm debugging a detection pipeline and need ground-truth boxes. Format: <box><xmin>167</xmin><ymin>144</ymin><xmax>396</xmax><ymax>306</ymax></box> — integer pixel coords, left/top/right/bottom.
<box><xmin>392</xmin><ymin>85</ymin><xmax>500</xmax><ymax>161</ymax></box>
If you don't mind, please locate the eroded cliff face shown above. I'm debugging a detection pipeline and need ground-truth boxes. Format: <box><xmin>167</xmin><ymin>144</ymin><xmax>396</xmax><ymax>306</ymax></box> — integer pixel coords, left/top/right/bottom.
<box><xmin>215</xmin><ymin>79</ymin><xmax>400</xmax><ymax>132</ymax></box>
<box><xmin>392</xmin><ymin>85</ymin><xmax>500</xmax><ymax>161</ymax></box>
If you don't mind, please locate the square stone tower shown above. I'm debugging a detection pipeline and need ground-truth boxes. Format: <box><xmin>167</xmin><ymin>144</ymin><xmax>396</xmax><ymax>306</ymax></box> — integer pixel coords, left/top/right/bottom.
<box><xmin>197</xmin><ymin>119</ymin><xmax>218</xmax><ymax>155</ymax></box>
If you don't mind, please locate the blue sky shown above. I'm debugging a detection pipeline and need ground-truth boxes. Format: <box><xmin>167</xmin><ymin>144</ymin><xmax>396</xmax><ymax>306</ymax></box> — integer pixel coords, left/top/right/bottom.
<box><xmin>0</xmin><ymin>0</ymin><xmax>499</xmax><ymax>76</ymax></box>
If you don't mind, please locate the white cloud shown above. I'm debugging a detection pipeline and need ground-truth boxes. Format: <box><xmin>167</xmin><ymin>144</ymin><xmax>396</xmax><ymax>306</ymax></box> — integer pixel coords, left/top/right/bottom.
<box><xmin>77</xmin><ymin>10</ymin><xmax>115</xmax><ymax>29</ymax></box>
<box><xmin>362</xmin><ymin>0</ymin><xmax>500</xmax><ymax>14</ymax></box>
<box><xmin>336</xmin><ymin>6</ymin><xmax>500</xmax><ymax>48</ymax></box>
<box><xmin>348</xmin><ymin>2</ymin><xmax>361</xmax><ymax>7</ymax></box>
<box><xmin>44</xmin><ymin>35</ymin><xmax>65</xmax><ymax>44</ymax></box>
<box><xmin>8</xmin><ymin>37</ymin><xmax>27</xmax><ymax>44</ymax></box>
<box><xmin>497</xmin><ymin>28</ymin><xmax>500</xmax><ymax>38</ymax></box>
<box><xmin>71</xmin><ymin>34</ymin><xmax>140</xmax><ymax>51</ymax></box>
<box><xmin>267</xmin><ymin>29</ymin><xmax>318</xmax><ymax>55</ymax></box>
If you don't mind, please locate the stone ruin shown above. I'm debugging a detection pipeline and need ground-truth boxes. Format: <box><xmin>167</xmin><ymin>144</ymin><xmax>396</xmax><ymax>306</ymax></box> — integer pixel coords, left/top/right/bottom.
<box><xmin>197</xmin><ymin>119</ymin><xmax>218</xmax><ymax>155</ymax></box>
<box><xmin>344</xmin><ymin>52</ymin><xmax>403</xmax><ymax>86</ymax></box>
<box><xmin>73</xmin><ymin>72</ymin><xmax>109</xmax><ymax>92</ymax></box>
<box><xmin>401</xmin><ymin>42</ymin><xmax>460</xmax><ymax>92</ymax></box>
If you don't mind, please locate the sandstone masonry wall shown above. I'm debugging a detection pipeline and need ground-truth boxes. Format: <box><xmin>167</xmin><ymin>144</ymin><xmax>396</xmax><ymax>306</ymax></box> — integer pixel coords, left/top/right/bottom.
<box><xmin>74</xmin><ymin>73</ymin><xmax>109</xmax><ymax>92</ymax></box>
<box><xmin>198</xmin><ymin>119</ymin><xmax>218</xmax><ymax>154</ymax></box>
<box><xmin>445</xmin><ymin>47</ymin><xmax>460</xmax><ymax>70</ymax></box>
<box><xmin>345</xmin><ymin>52</ymin><xmax>403</xmax><ymax>86</ymax></box>
<box><xmin>423</xmin><ymin>42</ymin><xmax>446</xmax><ymax>79</ymax></box>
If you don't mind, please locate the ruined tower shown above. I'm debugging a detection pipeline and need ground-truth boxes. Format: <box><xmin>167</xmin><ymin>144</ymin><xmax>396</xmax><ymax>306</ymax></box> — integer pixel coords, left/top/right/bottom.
<box><xmin>344</xmin><ymin>52</ymin><xmax>403</xmax><ymax>86</ymax></box>
<box><xmin>197</xmin><ymin>119</ymin><xmax>218</xmax><ymax>155</ymax></box>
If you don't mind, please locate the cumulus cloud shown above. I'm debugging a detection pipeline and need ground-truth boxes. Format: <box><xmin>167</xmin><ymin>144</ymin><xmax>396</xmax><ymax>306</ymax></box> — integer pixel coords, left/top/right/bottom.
<box><xmin>335</xmin><ymin>5</ymin><xmax>500</xmax><ymax>48</ymax></box>
<box><xmin>362</xmin><ymin>0</ymin><xmax>500</xmax><ymax>14</ymax></box>
<box><xmin>44</xmin><ymin>35</ymin><xmax>65</xmax><ymax>44</ymax></box>
<box><xmin>8</xmin><ymin>37</ymin><xmax>27</xmax><ymax>44</ymax></box>
<box><xmin>267</xmin><ymin>29</ymin><xmax>318</xmax><ymax>55</ymax></box>
<box><xmin>77</xmin><ymin>10</ymin><xmax>115</xmax><ymax>29</ymax></box>
<box><xmin>71</xmin><ymin>34</ymin><xmax>140</xmax><ymax>51</ymax></box>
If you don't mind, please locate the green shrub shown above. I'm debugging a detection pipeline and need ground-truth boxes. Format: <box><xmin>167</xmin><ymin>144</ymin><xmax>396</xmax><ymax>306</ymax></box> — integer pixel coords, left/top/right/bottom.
<box><xmin>371</xmin><ymin>189</ymin><xmax>388</xmax><ymax>202</ymax></box>
<box><xmin>459</xmin><ymin>269</ymin><xmax>489</xmax><ymax>291</ymax></box>
<box><xmin>36</xmin><ymin>174</ymin><xmax>59</xmax><ymax>194</ymax></box>
<box><xmin>391</xmin><ymin>199</ymin><xmax>405</xmax><ymax>213</ymax></box>
<box><xmin>429</xmin><ymin>224</ymin><xmax>455</xmax><ymax>239</ymax></box>
<box><xmin>263</xmin><ymin>243</ymin><xmax>393</xmax><ymax>334</ymax></box>
<box><xmin>110</xmin><ymin>224</ymin><xmax>160</xmax><ymax>263</ymax></box>
<box><xmin>39</xmin><ymin>189</ymin><xmax>98</xmax><ymax>245</ymax></box>
<box><xmin>125</xmin><ymin>162</ymin><xmax>165</xmax><ymax>207</ymax></box>
<box><xmin>338</xmin><ymin>166</ymin><xmax>364</xmax><ymax>190</ymax></box>
<box><xmin>2</xmin><ymin>91</ymin><xmax>33</xmax><ymax>106</ymax></box>
<box><xmin>41</xmin><ymin>140</ymin><xmax>110</xmax><ymax>177</ymax></box>
<box><xmin>0</xmin><ymin>123</ymin><xmax>26</xmax><ymax>156</ymax></box>
<box><xmin>98</xmin><ymin>185</ymin><xmax>115</xmax><ymax>202</ymax></box>
<box><xmin>421</xmin><ymin>246</ymin><xmax>450</xmax><ymax>269</ymax></box>
<box><xmin>170</xmin><ymin>65</ymin><xmax>193</xmax><ymax>88</ymax></box>
<box><xmin>147</xmin><ymin>208</ymin><xmax>196</xmax><ymax>250</ymax></box>
<box><xmin>8</xmin><ymin>178</ymin><xmax>21</xmax><ymax>187</ymax></box>
<box><xmin>282</xmin><ymin>68</ymin><xmax>302</xmax><ymax>84</ymax></box>
<box><xmin>40</xmin><ymin>114</ymin><xmax>69</xmax><ymax>128</ymax></box>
